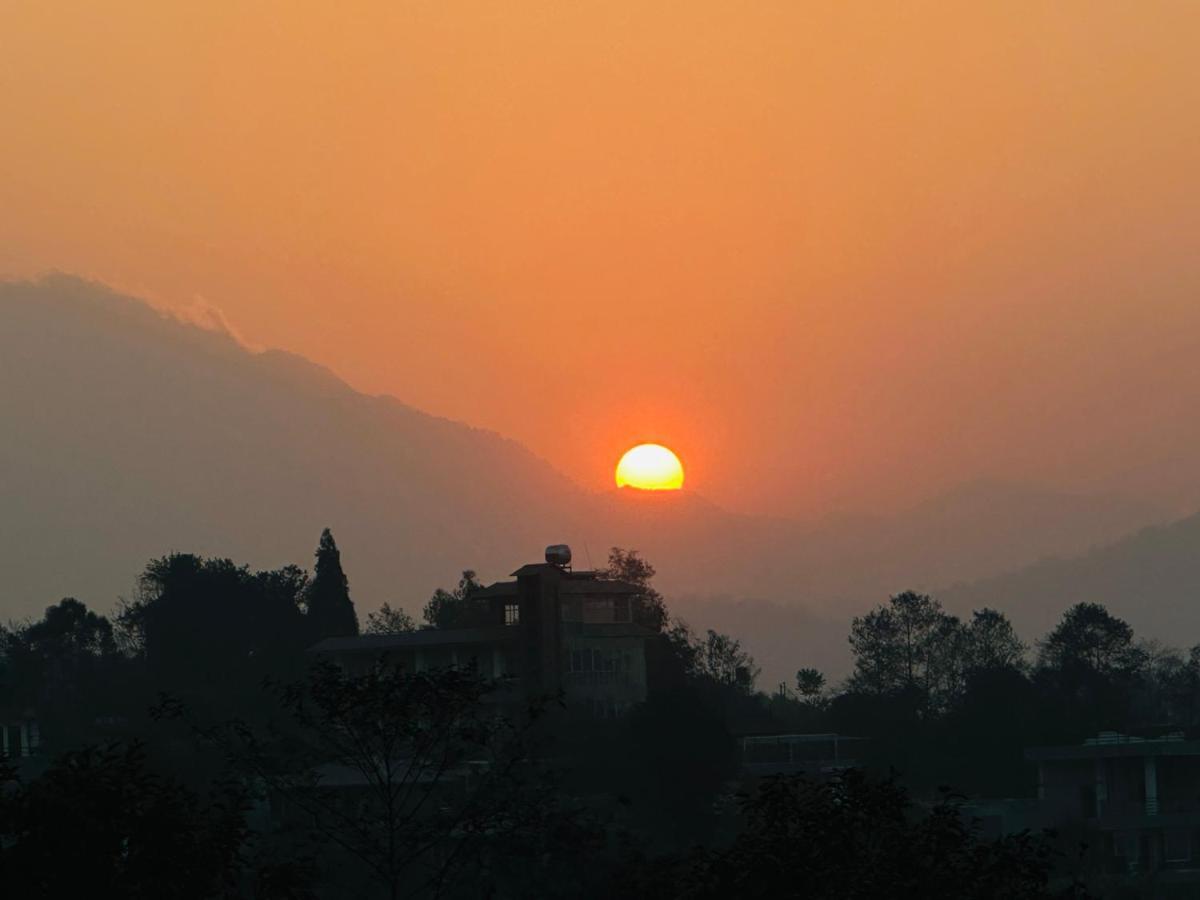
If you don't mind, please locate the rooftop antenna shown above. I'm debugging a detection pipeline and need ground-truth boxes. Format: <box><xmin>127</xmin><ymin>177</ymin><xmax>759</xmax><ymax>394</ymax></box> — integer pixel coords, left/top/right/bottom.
<box><xmin>582</xmin><ymin>541</ymin><xmax>594</xmax><ymax>572</ymax></box>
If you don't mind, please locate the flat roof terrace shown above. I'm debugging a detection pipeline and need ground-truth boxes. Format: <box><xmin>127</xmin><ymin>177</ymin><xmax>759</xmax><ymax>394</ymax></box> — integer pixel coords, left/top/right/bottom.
<box><xmin>1027</xmin><ymin>732</ymin><xmax>1200</xmax><ymax>761</ymax></box>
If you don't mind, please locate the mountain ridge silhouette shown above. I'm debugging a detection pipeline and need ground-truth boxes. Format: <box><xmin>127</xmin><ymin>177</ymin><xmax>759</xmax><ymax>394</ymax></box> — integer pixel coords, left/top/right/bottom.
<box><xmin>1</xmin><ymin>274</ymin><xmax>1175</xmax><ymax>684</ymax></box>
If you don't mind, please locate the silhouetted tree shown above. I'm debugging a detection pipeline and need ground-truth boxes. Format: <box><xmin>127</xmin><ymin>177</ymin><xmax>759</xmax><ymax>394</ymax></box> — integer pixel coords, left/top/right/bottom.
<box><xmin>848</xmin><ymin>591</ymin><xmax>965</xmax><ymax>714</ymax></box>
<box><xmin>0</xmin><ymin>743</ymin><xmax>246</xmax><ymax>898</ymax></box>
<box><xmin>962</xmin><ymin>607</ymin><xmax>1026</xmax><ymax>673</ymax></box>
<box><xmin>598</xmin><ymin>550</ymin><xmax>695</xmax><ymax>694</ymax></box>
<box><xmin>118</xmin><ymin>554</ymin><xmax>309</xmax><ymax>716</ymax></box>
<box><xmin>941</xmin><ymin>664</ymin><xmax>1043</xmax><ymax>796</ymax></box>
<box><xmin>1</xmin><ymin>598</ymin><xmax>118</xmax><ymax>704</ymax></box>
<box><xmin>305</xmin><ymin>528</ymin><xmax>358</xmax><ymax>639</ymax></box>
<box><xmin>1037</xmin><ymin>603</ymin><xmax>1144</xmax><ymax>677</ymax></box>
<box><xmin>200</xmin><ymin>658</ymin><xmax>552</xmax><ymax>900</ymax></box>
<box><xmin>1</xmin><ymin>598</ymin><xmax>127</xmax><ymax>750</ymax></box>
<box><xmin>623</xmin><ymin>686</ymin><xmax>738</xmax><ymax>844</ymax></box>
<box><xmin>602</xmin><ymin>548</ymin><xmax>667</xmax><ymax>631</ymax></box>
<box><xmin>17</xmin><ymin>597</ymin><xmax>117</xmax><ymax>657</ymax></box>
<box><xmin>694</xmin><ymin>628</ymin><xmax>760</xmax><ymax>692</ymax></box>
<box><xmin>596</xmin><ymin>551</ymin><xmax>760</xmax><ymax>703</ymax></box>
<box><xmin>364</xmin><ymin>602</ymin><xmax>417</xmax><ymax>635</ymax></box>
<box><xmin>1034</xmin><ymin>603</ymin><xmax>1147</xmax><ymax>739</ymax></box>
<box><xmin>422</xmin><ymin>570</ymin><xmax>486</xmax><ymax>629</ymax></box>
<box><xmin>1147</xmin><ymin>643</ymin><xmax>1200</xmax><ymax>728</ymax></box>
<box><xmin>795</xmin><ymin>667</ymin><xmax>826</xmax><ymax>702</ymax></box>
<box><xmin>643</xmin><ymin>771</ymin><xmax>1087</xmax><ymax>899</ymax></box>
<box><xmin>642</xmin><ymin>618</ymin><xmax>699</xmax><ymax>696</ymax></box>
<box><xmin>645</xmin><ymin>617</ymin><xmax>761</xmax><ymax>695</ymax></box>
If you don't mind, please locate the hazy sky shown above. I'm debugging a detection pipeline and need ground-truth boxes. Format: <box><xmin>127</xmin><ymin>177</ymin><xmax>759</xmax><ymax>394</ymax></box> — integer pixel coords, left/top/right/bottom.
<box><xmin>3</xmin><ymin>2</ymin><xmax>1199</xmax><ymax>517</ymax></box>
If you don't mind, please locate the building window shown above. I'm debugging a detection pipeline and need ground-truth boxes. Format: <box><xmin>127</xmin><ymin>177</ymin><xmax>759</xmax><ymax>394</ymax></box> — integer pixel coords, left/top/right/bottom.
<box><xmin>504</xmin><ymin>603</ymin><xmax>520</xmax><ymax>626</ymax></box>
<box><xmin>592</xmin><ymin>697</ymin><xmax>617</xmax><ymax>719</ymax></box>
<box><xmin>565</xmin><ymin>646</ymin><xmax>634</xmax><ymax>686</ymax></box>
<box><xmin>582</xmin><ymin>600</ymin><xmax>608</xmax><ymax>623</ymax></box>
<box><xmin>581</xmin><ymin>598</ymin><xmax>634</xmax><ymax>624</ymax></box>
<box><xmin>1166</xmin><ymin>829</ymin><xmax>1191</xmax><ymax>863</ymax></box>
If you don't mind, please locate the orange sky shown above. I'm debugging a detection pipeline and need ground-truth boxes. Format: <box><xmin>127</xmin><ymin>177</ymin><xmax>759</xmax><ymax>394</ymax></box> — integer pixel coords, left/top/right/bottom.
<box><xmin>3</xmin><ymin>2</ymin><xmax>1199</xmax><ymax>517</ymax></box>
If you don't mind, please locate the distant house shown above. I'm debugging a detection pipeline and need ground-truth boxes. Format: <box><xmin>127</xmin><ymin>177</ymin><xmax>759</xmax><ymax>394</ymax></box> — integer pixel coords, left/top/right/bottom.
<box><xmin>1024</xmin><ymin>731</ymin><xmax>1200</xmax><ymax>888</ymax></box>
<box><xmin>738</xmin><ymin>732</ymin><xmax>865</xmax><ymax>777</ymax></box>
<box><xmin>311</xmin><ymin>545</ymin><xmax>652</xmax><ymax>717</ymax></box>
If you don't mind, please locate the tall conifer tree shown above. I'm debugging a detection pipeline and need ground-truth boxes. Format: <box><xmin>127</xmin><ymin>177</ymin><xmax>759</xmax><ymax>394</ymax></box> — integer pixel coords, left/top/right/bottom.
<box><xmin>307</xmin><ymin>528</ymin><xmax>359</xmax><ymax>638</ymax></box>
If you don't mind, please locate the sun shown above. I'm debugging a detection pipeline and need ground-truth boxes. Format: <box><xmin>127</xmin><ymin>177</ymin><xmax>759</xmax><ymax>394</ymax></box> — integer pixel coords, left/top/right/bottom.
<box><xmin>615</xmin><ymin>443</ymin><xmax>685</xmax><ymax>491</ymax></box>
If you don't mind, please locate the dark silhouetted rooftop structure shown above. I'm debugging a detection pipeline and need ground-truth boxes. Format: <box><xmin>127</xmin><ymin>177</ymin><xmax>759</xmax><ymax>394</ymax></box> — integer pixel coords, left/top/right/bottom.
<box><xmin>311</xmin><ymin>545</ymin><xmax>652</xmax><ymax>717</ymax></box>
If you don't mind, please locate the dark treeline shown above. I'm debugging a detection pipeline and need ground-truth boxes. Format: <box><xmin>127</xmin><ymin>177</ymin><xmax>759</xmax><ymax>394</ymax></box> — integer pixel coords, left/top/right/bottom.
<box><xmin>0</xmin><ymin>535</ymin><xmax>1126</xmax><ymax>897</ymax></box>
<box><xmin>817</xmin><ymin>594</ymin><xmax>1198</xmax><ymax>799</ymax></box>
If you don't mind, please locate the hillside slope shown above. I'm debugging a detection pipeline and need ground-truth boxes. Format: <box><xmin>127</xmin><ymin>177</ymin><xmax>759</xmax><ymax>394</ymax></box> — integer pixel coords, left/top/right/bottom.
<box><xmin>0</xmin><ymin>275</ymin><xmax>595</xmax><ymax>619</ymax></box>
<box><xmin>941</xmin><ymin>512</ymin><xmax>1200</xmax><ymax>646</ymax></box>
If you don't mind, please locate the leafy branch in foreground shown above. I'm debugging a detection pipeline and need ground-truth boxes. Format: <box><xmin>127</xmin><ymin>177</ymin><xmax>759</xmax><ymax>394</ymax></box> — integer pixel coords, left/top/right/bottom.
<box><xmin>167</xmin><ymin>658</ymin><xmax>560</xmax><ymax>899</ymax></box>
<box><xmin>615</xmin><ymin>770</ymin><xmax>1089</xmax><ymax>900</ymax></box>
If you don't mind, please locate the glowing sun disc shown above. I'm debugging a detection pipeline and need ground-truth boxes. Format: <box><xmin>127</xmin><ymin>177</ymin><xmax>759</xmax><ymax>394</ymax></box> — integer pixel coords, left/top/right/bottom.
<box><xmin>615</xmin><ymin>444</ymin><xmax>685</xmax><ymax>491</ymax></box>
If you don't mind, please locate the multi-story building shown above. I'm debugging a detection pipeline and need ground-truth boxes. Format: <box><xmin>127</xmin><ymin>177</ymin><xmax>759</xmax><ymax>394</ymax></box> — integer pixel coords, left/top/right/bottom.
<box><xmin>1025</xmin><ymin>731</ymin><xmax>1200</xmax><ymax>891</ymax></box>
<box><xmin>311</xmin><ymin>545</ymin><xmax>652</xmax><ymax>717</ymax></box>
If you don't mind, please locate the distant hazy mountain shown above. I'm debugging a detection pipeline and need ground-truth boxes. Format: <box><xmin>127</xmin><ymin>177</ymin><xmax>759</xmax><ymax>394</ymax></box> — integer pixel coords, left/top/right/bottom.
<box><xmin>0</xmin><ymin>276</ymin><xmax>1170</xmax><ymax>684</ymax></box>
<box><xmin>940</xmin><ymin>512</ymin><xmax>1200</xmax><ymax>649</ymax></box>
<box><xmin>0</xmin><ymin>275</ymin><xmax>596</xmax><ymax>619</ymax></box>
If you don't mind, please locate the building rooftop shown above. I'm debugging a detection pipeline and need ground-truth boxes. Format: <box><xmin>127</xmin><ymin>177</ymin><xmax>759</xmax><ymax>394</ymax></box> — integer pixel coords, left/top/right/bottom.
<box><xmin>510</xmin><ymin>563</ymin><xmax>565</xmax><ymax>577</ymax></box>
<box><xmin>481</xmin><ymin>573</ymin><xmax>641</xmax><ymax>595</ymax></box>
<box><xmin>1026</xmin><ymin>731</ymin><xmax>1200</xmax><ymax>761</ymax></box>
<box><xmin>310</xmin><ymin>626</ymin><xmax>518</xmax><ymax>654</ymax></box>
<box><xmin>474</xmin><ymin>581</ymin><xmax>518</xmax><ymax>598</ymax></box>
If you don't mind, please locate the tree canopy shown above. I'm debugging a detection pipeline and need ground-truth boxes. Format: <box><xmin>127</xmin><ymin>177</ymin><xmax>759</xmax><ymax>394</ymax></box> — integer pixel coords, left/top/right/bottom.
<box><xmin>422</xmin><ymin>570</ymin><xmax>486</xmax><ymax>629</ymax></box>
<box><xmin>0</xmin><ymin>744</ymin><xmax>246</xmax><ymax>899</ymax></box>
<box><xmin>1037</xmin><ymin>602</ymin><xmax>1144</xmax><ymax>678</ymax></box>
<box><xmin>601</xmin><ymin>548</ymin><xmax>668</xmax><ymax>632</ymax></box>
<box><xmin>636</xmin><ymin>771</ymin><xmax>1081</xmax><ymax>899</ymax></box>
<box><xmin>363</xmin><ymin>602</ymin><xmax>417</xmax><ymax>635</ymax></box>
<box><xmin>305</xmin><ymin>528</ymin><xmax>359</xmax><ymax>639</ymax></box>
<box><xmin>116</xmin><ymin>554</ymin><xmax>310</xmax><ymax>717</ymax></box>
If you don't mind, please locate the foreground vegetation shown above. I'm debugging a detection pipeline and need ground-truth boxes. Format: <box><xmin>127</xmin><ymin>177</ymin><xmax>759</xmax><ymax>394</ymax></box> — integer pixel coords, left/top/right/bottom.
<box><xmin>1</xmin><ymin>531</ymin><xmax>1164</xmax><ymax>896</ymax></box>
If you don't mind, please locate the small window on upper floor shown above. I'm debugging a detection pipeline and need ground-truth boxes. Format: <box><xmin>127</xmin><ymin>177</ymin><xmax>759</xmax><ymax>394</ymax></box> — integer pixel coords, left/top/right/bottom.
<box><xmin>504</xmin><ymin>602</ymin><xmax>520</xmax><ymax>626</ymax></box>
<box><xmin>583</xmin><ymin>598</ymin><xmax>629</xmax><ymax>624</ymax></box>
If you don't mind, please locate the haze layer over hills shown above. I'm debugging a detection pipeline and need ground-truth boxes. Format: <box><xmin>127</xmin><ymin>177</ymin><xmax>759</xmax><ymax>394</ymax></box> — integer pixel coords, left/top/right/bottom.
<box><xmin>941</xmin><ymin>512</ymin><xmax>1200</xmax><ymax>643</ymax></box>
<box><xmin>0</xmin><ymin>276</ymin><xmax>1184</xmax><ymax>682</ymax></box>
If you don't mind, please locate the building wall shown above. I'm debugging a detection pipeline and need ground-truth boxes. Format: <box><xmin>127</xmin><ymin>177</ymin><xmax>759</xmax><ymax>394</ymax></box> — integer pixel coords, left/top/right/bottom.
<box><xmin>320</xmin><ymin>566</ymin><xmax>650</xmax><ymax>718</ymax></box>
<box><xmin>331</xmin><ymin>642</ymin><xmax>522</xmax><ymax>681</ymax></box>
<box><xmin>1033</xmin><ymin>750</ymin><xmax>1200</xmax><ymax>884</ymax></box>
<box><xmin>561</xmin><ymin>633</ymin><xmax>648</xmax><ymax>715</ymax></box>
<box><xmin>1039</xmin><ymin>755</ymin><xmax>1200</xmax><ymax>826</ymax></box>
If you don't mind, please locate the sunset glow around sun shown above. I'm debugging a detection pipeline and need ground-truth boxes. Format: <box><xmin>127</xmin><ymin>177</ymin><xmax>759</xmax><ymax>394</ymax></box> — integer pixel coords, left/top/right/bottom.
<box><xmin>615</xmin><ymin>444</ymin><xmax>685</xmax><ymax>491</ymax></box>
